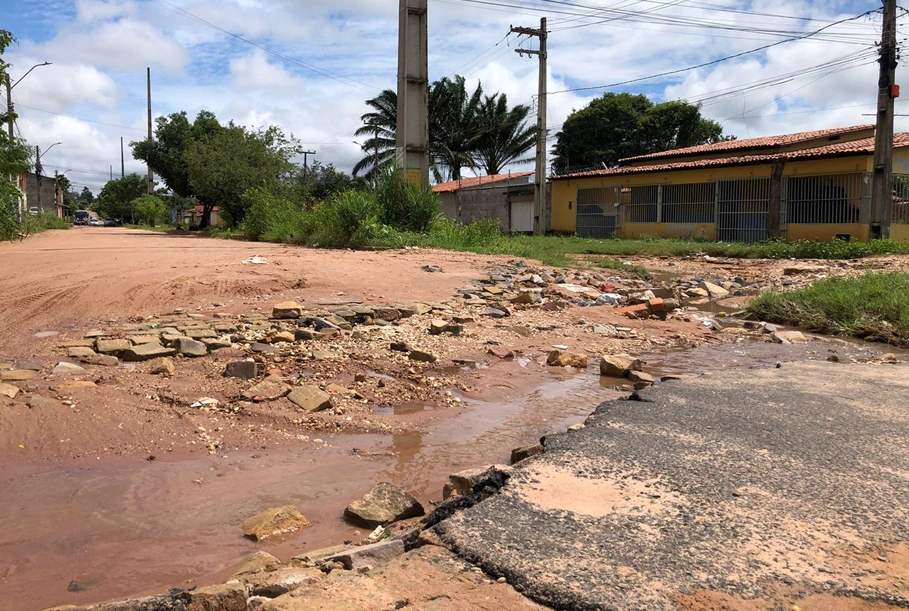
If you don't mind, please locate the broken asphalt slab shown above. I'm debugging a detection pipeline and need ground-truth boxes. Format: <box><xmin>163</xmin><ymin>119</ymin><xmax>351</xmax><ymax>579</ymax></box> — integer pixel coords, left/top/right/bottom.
<box><xmin>435</xmin><ymin>361</ymin><xmax>909</xmax><ymax>611</ymax></box>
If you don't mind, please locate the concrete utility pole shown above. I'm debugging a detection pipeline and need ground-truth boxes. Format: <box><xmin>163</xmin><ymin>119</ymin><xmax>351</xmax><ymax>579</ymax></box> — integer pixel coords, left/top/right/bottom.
<box><xmin>871</xmin><ymin>0</ymin><xmax>899</xmax><ymax>240</ymax></box>
<box><xmin>512</xmin><ymin>18</ymin><xmax>548</xmax><ymax>235</ymax></box>
<box><xmin>147</xmin><ymin>67</ymin><xmax>154</xmax><ymax>195</ymax></box>
<box><xmin>120</xmin><ymin>136</ymin><xmax>125</xmax><ymax>178</ymax></box>
<box><xmin>396</xmin><ymin>0</ymin><xmax>429</xmax><ymax>188</ymax></box>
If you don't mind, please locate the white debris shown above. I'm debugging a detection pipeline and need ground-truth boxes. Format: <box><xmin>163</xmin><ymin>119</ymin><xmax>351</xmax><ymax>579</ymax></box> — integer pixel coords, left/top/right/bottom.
<box><xmin>242</xmin><ymin>256</ymin><xmax>269</xmax><ymax>265</ymax></box>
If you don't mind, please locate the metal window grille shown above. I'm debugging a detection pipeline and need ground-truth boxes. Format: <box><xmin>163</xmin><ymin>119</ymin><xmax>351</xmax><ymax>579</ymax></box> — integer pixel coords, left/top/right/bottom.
<box><xmin>662</xmin><ymin>183</ymin><xmax>716</xmax><ymax>224</ymax></box>
<box><xmin>576</xmin><ymin>187</ymin><xmax>618</xmax><ymax>238</ymax></box>
<box><xmin>716</xmin><ymin>178</ymin><xmax>771</xmax><ymax>243</ymax></box>
<box><xmin>626</xmin><ymin>186</ymin><xmax>659</xmax><ymax>223</ymax></box>
<box><xmin>786</xmin><ymin>174</ymin><xmax>863</xmax><ymax>225</ymax></box>
<box><xmin>893</xmin><ymin>174</ymin><xmax>909</xmax><ymax>224</ymax></box>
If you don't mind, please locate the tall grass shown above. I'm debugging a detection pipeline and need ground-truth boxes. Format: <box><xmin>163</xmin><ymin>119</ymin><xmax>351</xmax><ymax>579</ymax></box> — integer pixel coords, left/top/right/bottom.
<box><xmin>747</xmin><ymin>272</ymin><xmax>909</xmax><ymax>345</ymax></box>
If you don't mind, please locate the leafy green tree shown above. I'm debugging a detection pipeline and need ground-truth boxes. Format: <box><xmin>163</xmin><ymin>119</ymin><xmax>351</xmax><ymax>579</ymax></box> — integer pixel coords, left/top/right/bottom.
<box><xmin>297</xmin><ymin>161</ymin><xmax>365</xmax><ymax>203</ymax></box>
<box><xmin>131</xmin><ymin>110</ymin><xmax>222</xmax><ymax>205</ymax></box>
<box><xmin>551</xmin><ymin>93</ymin><xmax>729</xmax><ymax>174</ymax></box>
<box><xmin>76</xmin><ymin>186</ymin><xmax>94</xmax><ymax>210</ymax></box>
<box><xmin>1</xmin><ymin>30</ymin><xmax>35</xmax><ymax>241</ymax></box>
<box><xmin>472</xmin><ymin>93</ymin><xmax>537</xmax><ymax>176</ymax></box>
<box><xmin>131</xmin><ymin>194</ymin><xmax>167</xmax><ymax>226</ymax></box>
<box><xmin>95</xmin><ymin>174</ymin><xmax>146</xmax><ymax>222</ymax></box>
<box><xmin>184</xmin><ymin>123</ymin><xmax>301</xmax><ymax>227</ymax></box>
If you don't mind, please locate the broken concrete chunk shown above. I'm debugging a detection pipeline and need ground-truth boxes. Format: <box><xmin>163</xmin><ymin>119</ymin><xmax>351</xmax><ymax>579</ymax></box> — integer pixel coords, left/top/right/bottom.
<box><xmin>344</xmin><ymin>482</ymin><xmax>425</xmax><ymax>528</ymax></box>
<box><xmin>628</xmin><ymin>370</ymin><xmax>654</xmax><ymax>385</ymax></box>
<box><xmin>511</xmin><ymin>443</ymin><xmax>543</xmax><ymax>465</ymax></box>
<box><xmin>0</xmin><ymin>382</ymin><xmax>20</xmax><ymax>399</ymax></box>
<box><xmin>599</xmin><ymin>354</ymin><xmax>643</xmax><ymax>378</ymax></box>
<box><xmin>408</xmin><ymin>350</ymin><xmax>437</xmax><ymax>363</ymax></box>
<box><xmin>79</xmin><ymin>354</ymin><xmax>119</xmax><ymax>367</ymax></box>
<box><xmin>122</xmin><ymin>342</ymin><xmax>176</xmax><ymax>362</ymax></box>
<box><xmin>248</xmin><ymin>567</ymin><xmax>321</xmax><ymax>598</ymax></box>
<box><xmin>242</xmin><ymin>376</ymin><xmax>291</xmax><ymax>401</ymax></box>
<box><xmin>547</xmin><ymin>350</ymin><xmax>588</xmax><ymax>369</ymax></box>
<box><xmin>184</xmin><ymin>582</ymin><xmax>247</xmax><ymax>611</ymax></box>
<box><xmin>241</xmin><ymin>506</ymin><xmax>310</xmax><ymax>541</ymax></box>
<box><xmin>773</xmin><ymin>330</ymin><xmax>808</xmax><ymax>344</ymax></box>
<box><xmin>443</xmin><ymin>465</ymin><xmax>512</xmax><ymax>499</ymax></box>
<box><xmin>67</xmin><ymin>346</ymin><xmax>96</xmax><ymax>359</ymax></box>
<box><xmin>328</xmin><ymin>539</ymin><xmax>406</xmax><ymax>571</ymax></box>
<box><xmin>174</xmin><ymin>337</ymin><xmax>207</xmax><ymax>357</ymax></box>
<box><xmin>287</xmin><ymin>386</ymin><xmax>333</xmax><ymax>413</ymax></box>
<box><xmin>150</xmin><ymin>357</ymin><xmax>176</xmax><ymax>376</ymax></box>
<box><xmin>224</xmin><ymin>360</ymin><xmax>257</xmax><ymax>379</ymax></box>
<box><xmin>699</xmin><ymin>281</ymin><xmax>730</xmax><ymax>299</ymax></box>
<box><xmin>52</xmin><ymin>362</ymin><xmax>86</xmax><ymax>375</ymax></box>
<box><xmin>95</xmin><ymin>338</ymin><xmax>131</xmax><ymax>355</ymax></box>
<box><xmin>272</xmin><ymin>301</ymin><xmax>304</xmax><ymax>319</ymax></box>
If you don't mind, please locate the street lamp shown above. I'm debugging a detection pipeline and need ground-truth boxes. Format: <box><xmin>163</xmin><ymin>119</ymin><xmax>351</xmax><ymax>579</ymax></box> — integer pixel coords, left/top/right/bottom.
<box><xmin>4</xmin><ymin>62</ymin><xmax>52</xmax><ymax>138</ymax></box>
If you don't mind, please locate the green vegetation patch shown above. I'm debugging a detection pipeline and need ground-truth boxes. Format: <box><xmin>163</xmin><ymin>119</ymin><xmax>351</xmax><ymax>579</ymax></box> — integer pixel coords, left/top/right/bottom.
<box><xmin>747</xmin><ymin>272</ymin><xmax>909</xmax><ymax>346</ymax></box>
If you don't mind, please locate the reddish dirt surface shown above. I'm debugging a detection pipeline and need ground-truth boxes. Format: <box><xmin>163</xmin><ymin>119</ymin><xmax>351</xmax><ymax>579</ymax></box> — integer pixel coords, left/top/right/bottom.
<box><xmin>3</xmin><ymin>229</ymin><xmax>907</xmax><ymax>611</ymax></box>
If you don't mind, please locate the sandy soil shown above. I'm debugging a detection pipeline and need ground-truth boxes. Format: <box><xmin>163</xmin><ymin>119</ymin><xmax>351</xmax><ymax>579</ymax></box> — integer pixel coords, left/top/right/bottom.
<box><xmin>3</xmin><ymin>228</ymin><xmax>908</xmax><ymax>611</ymax></box>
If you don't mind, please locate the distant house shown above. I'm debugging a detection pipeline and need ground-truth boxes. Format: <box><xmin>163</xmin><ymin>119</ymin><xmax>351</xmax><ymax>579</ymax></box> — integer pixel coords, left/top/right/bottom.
<box><xmin>21</xmin><ymin>172</ymin><xmax>69</xmax><ymax>219</ymax></box>
<box><xmin>433</xmin><ymin>172</ymin><xmax>542</xmax><ymax>233</ymax></box>
<box><xmin>180</xmin><ymin>205</ymin><xmax>220</xmax><ymax>227</ymax></box>
<box><xmin>550</xmin><ymin>124</ymin><xmax>909</xmax><ymax>243</ymax></box>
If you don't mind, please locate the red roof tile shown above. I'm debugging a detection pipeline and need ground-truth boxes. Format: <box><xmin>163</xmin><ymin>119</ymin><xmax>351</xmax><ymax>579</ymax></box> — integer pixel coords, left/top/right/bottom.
<box><xmin>552</xmin><ymin>133</ymin><xmax>909</xmax><ymax>180</ymax></box>
<box><xmin>619</xmin><ymin>124</ymin><xmax>875</xmax><ymax>164</ymax></box>
<box><xmin>433</xmin><ymin>172</ymin><xmax>533</xmax><ymax>193</ymax></box>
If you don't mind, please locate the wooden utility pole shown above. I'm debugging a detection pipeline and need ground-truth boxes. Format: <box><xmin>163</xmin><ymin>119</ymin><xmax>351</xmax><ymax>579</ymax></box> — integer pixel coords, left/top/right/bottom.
<box><xmin>871</xmin><ymin>0</ymin><xmax>899</xmax><ymax>240</ymax></box>
<box><xmin>512</xmin><ymin>18</ymin><xmax>548</xmax><ymax>235</ymax></box>
<box><xmin>147</xmin><ymin>67</ymin><xmax>154</xmax><ymax>195</ymax></box>
<box><xmin>396</xmin><ymin>0</ymin><xmax>429</xmax><ymax>188</ymax></box>
<box><xmin>301</xmin><ymin>150</ymin><xmax>316</xmax><ymax>182</ymax></box>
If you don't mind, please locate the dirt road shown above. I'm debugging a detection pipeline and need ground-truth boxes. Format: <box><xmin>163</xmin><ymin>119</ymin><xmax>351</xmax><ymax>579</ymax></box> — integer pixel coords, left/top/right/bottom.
<box><xmin>2</xmin><ymin>229</ymin><xmax>906</xmax><ymax>611</ymax></box>
<box><xmin>0</xmin><ymin>228</ymin><xmax>496</xmax><ymax>351</ymax></box>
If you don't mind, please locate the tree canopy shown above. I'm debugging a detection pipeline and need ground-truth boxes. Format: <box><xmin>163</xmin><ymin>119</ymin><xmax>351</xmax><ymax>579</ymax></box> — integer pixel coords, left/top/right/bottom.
<box><xmin>94</xmin><ymin>174</ymin><xmax>146</xmax><ymax>221</ymax></box>
<box><xmin>353</xmin><ymin>76</ymin><xmax>537</xmax><ymax>183</ymax></box>
<box><xmin>133</xmin><ymin>111</ymin><xmax>301</xmax><ymax>228</ymax></box>
<box><xmin>551</xmin><ymin>93</ymin><xmax>729</xmax><ymax>175</ymax></box>
<box><xmin>1</xmin><ymin>29</ymin><xmax>36</xmax><ymax>241</ymax></box>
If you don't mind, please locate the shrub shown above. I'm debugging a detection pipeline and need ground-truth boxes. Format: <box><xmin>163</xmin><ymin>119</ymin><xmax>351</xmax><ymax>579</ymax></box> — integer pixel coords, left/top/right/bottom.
<box><xmin>308</xmin><ymin>190</ymin><xmax>384</xmax><ymax>247</ymax></box>
<box><xmin>373</xmin><ymin>168</ymin><xmax>440</xmax><ymax>232</ymax></box>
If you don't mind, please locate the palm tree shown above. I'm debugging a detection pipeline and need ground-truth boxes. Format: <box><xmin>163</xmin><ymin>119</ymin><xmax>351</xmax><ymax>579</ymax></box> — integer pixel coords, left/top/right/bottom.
<box><xmin>472</xmin><ymin>93</ymin><xmax>537</xmax><ymax>176</ymax></box>
<box><xmin>353</xmin><ymin>89</ymin><xmax>398</xmax><ymax>183</ymax></box>
<box><xmin>429</xmin><ymin>76</ymin><xmax>484</xmax><ymax>182</ymax></box>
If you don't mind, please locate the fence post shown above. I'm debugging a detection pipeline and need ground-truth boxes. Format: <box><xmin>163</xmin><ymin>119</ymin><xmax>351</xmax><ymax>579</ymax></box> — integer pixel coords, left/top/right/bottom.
<box><xmin>713</xmin><ymin>181</ymin><xmax>721</xmax><ymax>242</ymax></box>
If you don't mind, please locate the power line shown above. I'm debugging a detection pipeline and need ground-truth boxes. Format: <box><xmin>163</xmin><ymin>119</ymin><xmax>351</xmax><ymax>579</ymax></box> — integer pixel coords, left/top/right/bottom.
<box><xmin>548</xmin><ymin>9</ymin><xmax>880</xmax><ymax>95</ymax></box>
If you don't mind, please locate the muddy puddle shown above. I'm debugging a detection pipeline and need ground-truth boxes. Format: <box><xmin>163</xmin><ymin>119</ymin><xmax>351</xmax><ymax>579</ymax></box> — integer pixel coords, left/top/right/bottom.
<box><xmin>2</xmin><ymin>335</ymin><xmax>906</xmax><ymax>611</ymax></box>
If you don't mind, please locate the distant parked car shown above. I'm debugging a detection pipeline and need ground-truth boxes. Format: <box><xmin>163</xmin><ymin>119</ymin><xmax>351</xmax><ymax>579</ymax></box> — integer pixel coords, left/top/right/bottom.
<box><xmin>28</xmin><ymin>206</ymin><xmax>39</xmax><ymax>216</ymax></box>
<box><xmin>89</xmin><ymin>217</ymin><xmax>101</xmax><ymax>226</ymax></box>
<box><xmin>103</xmin><ymin>218</ymin><xmax>120</xmax><ymax>227</ymax></box>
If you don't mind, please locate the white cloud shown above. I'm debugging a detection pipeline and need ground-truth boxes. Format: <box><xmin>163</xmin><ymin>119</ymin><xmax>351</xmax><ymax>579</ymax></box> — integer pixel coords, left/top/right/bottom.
<box><xmin>6</xmin><ymin>0</ymin><xmax>893</xmax><ymax>192</ymax></box>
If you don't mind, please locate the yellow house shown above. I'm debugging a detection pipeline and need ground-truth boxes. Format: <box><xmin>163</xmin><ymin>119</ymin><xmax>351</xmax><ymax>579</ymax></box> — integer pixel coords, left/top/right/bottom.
<box><xmin>550</xmin><ymin>125</ymin><xmax>909</xmax><ymax>243</ymax></box>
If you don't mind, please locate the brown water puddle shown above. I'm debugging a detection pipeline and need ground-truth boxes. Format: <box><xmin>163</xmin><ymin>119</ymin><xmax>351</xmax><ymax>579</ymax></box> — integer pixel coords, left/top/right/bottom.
<box><xmin>0</xmin><ymin>364</ymin><xmax>618</xmax><ymax>611</ymax></box>
<box><xmin>3</xmin><ymin>336</ymin><xmax>906</xmax><ymax>611</ymax></box>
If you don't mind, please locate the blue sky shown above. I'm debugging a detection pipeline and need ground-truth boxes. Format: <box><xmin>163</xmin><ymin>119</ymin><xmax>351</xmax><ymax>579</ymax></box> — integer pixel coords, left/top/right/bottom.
<box><xmin>3</xmin><ymin>0</ymin><xmax>900</xmax><ymax>192</ymax></box>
